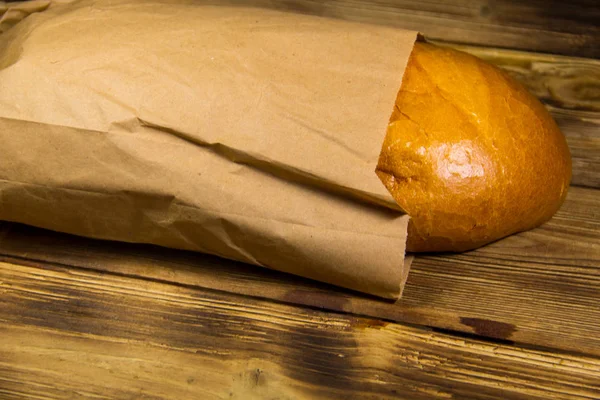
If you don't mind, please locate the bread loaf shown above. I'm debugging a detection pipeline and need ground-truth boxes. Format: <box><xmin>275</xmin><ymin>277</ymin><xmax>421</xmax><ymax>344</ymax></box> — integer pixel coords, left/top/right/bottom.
<box><xmin>377</xmin><ymin>42</ymin><xmax>572</xmax><ymax>252</ymax></box>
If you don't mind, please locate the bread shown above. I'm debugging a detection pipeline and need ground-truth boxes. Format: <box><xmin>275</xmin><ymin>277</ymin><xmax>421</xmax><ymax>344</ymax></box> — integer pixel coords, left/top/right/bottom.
<box><xmin>376</xmin><ymin>42</ymin><xmax>572</xmax><ymax>252</ymax></box>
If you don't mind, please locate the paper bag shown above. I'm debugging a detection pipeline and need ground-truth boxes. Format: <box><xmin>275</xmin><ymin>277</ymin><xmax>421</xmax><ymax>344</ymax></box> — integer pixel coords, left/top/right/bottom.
<box><xmin>0</xmin><ymin>0</ymin><xmax>416</xmax><ymax>298</ymax></box>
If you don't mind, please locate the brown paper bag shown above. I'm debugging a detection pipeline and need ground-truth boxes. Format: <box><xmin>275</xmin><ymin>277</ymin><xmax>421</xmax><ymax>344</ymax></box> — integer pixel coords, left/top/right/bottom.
<box><xmin>0</xmin><ymin>0</ymin><xmax>416</xmax><ymax>298</ymax></box>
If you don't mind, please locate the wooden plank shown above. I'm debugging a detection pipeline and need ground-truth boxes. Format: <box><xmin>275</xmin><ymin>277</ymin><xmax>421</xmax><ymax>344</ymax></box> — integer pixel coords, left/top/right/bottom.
<box><xmin>216</xmin><ymin>0</ymin><xmax>600</xmax><ymax>58</ymax></box>
<box><xmin>1</xmin><ymin>186</ymin><xmax>598</xmax><ymax>357</ymax></box>
<box><xmin>1</xmin><ymin>260</ymin><xmax>599</xmax><ymax>400</ymax></box>
<box><xmin>439</xmin><ymin>43</ymin><xmax>600</xmax><ymax>189</ymax></box>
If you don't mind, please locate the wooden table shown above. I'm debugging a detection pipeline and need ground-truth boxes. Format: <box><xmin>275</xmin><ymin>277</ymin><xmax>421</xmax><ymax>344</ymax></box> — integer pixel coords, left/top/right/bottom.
<box><xmin>1</xmin><ymin>1</ymin><xmax>599</xmax><ymax>399</ymax></box>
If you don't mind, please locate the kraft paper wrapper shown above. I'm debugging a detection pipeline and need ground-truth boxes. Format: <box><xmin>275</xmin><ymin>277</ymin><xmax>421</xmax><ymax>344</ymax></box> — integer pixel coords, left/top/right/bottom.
<box><xmin>0</xmin><ymin>0</ymin><xmax>416</xmax><ymax>299</ymax></box>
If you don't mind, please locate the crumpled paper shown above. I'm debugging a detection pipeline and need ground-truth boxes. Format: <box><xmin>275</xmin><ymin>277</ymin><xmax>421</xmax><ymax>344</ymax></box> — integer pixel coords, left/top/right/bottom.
<box><xmin>0</xmin><ymin>0</ymin><xmax>416</xmax><ymax>298</ymax></box>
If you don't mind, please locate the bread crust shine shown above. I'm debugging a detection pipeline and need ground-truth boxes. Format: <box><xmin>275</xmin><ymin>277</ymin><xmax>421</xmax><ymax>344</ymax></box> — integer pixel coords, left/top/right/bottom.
<box><xmin>376</xmin><ymin>42</ymin><xmax>572</xmax><ymax>252</ymax></box>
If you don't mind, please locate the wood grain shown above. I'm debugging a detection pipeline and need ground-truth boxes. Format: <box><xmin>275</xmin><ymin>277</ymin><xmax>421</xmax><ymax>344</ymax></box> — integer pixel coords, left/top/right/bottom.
<box><xmin>442</xmin><ymin>43</ymin><xmax>600</xmax><ymax>188</ymax></box>
<box><xmin>1</xmin><ymin>260</ymin><xmax>599</xmax><ymax>400</ymax></box>
<box><xmin>212</xmin><ymin>0</ymin><xmax>600</xmax><ymax>58</ymax></box>
<box><xmin>1</xmin><ymin>186</ymin><xmax>598</xmax><ymax>357</ymax></box>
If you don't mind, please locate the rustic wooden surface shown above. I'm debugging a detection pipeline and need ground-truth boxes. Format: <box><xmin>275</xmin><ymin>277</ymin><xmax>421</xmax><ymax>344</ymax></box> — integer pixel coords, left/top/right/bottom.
<box><xmin>2</xmin><ymin>260</ymin><xmax>599</xmax><ymax>400</ymax></box>
<box><xmin>1</xmin><ymin>185</ymin><xmax>599</xmax><ymax>359</ymax></box>
<box><xmin>1</xmin><ymin>1</ymin><xmax>600</xmax><ymax>399</ymax></box>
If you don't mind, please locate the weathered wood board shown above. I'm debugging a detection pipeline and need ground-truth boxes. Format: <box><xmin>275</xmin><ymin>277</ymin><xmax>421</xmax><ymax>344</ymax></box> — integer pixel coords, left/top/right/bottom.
<box><xmin>2</xmin><ymin>261</ymin><xmax>599</xmax><ymax>400</ymax></box>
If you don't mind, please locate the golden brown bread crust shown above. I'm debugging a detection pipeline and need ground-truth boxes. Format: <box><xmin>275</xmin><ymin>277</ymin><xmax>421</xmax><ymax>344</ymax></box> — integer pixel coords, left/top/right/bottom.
<box><xmin>376</xmin><ymin>42</ymin><xmax>572</xmax><ymax>252</ymax></box>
